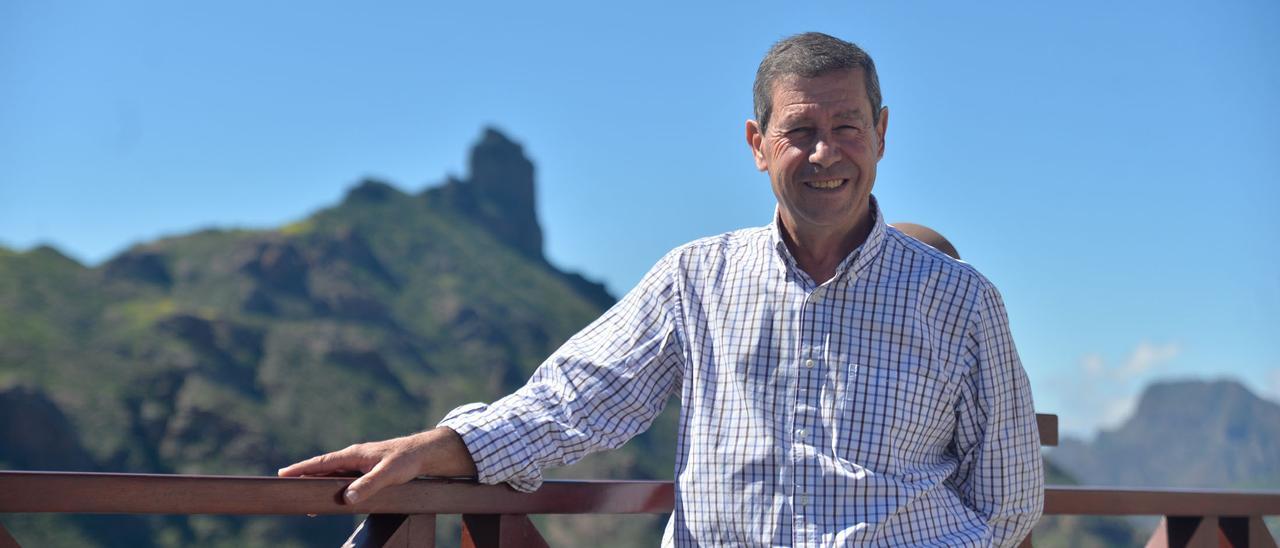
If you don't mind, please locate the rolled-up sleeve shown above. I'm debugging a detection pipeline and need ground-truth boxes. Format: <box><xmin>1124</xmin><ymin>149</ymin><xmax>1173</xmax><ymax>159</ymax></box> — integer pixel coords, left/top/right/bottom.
<box><xmin>439</xmin><ymin>252</ymin><xmax>686</xmax><ymax>492</ymax></box>
<box><xmin>949</xmin><ymin>284</ymin><xmax>1044</xmax><ymax>546</ymax></box>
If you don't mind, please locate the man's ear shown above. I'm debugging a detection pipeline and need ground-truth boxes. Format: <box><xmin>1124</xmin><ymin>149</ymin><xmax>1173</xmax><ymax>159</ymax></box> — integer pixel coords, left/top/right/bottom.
<box><xmin>875</xmin><ymin>106</ymin><xmax>889</xmax><ymax>160</ymax></box>
<box><xmin>746</xmin><ymin>119</ymin><xmax>768</xmax><ymax>171</ymax></box>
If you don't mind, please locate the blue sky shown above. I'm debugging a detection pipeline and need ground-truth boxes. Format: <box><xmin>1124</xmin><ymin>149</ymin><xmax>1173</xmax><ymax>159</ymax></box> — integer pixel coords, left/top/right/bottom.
<box><xmin>2</xmin><ymin>0</ymin><xmax>1278</xmax><ymax>438</ymax></box>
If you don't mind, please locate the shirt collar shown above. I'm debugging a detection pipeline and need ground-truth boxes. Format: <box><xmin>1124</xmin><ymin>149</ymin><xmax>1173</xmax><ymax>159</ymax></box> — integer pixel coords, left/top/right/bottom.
<box><xmin>768</xmin><ymin>195</ymin><xmax>888</xmax><ymax>283</ymax></box>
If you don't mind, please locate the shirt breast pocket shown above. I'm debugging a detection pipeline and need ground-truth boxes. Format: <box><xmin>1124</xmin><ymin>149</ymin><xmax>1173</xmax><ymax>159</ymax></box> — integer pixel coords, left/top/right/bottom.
<box><xmin>835</xmin><ymin>358</ymin><xmax>957</xmax><ymax>473</ymax></box>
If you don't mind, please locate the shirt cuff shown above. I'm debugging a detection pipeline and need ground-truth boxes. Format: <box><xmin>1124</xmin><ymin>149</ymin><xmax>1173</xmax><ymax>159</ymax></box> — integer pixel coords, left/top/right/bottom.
<box><xmin>438</xmin><ymin>402</ymin><xmax>543</xmax><ymax>493</ymax></box>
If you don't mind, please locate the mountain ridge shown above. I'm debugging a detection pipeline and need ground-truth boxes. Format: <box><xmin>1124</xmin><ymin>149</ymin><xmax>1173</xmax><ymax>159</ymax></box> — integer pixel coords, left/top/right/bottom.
<box><xmin>1051</xmin><ymin>378</ymin><xmax>1280</xmax><ymax>490</ymax></box>
<box><xmin>0</xmin><ymin>127</ymin><xmax>674</xmax><ymax>547</ymax></box>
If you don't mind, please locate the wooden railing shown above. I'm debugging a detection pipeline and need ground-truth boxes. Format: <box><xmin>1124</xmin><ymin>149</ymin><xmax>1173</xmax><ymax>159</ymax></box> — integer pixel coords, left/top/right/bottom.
<box><xmin>1</xmin><ymin>471</ymin><xmax>1277</xmax><ymax>547</ymax></box>
<box><xmin>2</xmin><ymin>414</ymin><xmax>1277</xmax><ymax>547</ymax></box>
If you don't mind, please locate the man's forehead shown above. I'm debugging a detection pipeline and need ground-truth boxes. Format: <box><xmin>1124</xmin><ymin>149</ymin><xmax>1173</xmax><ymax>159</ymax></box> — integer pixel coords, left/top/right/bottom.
<box><xmin>774</xmin><ymin>104</ymin><xmax>866</xmax><ymax>124</ymax></box>
<box><xmin>771</xmin><ymin>73</ymin><xmax>871</xmax><ymax>123</ymax></box>
<box><xmin>771</xmin><ymin>70</ymin><xmax>869</xmax><ymax>108</ymax></box>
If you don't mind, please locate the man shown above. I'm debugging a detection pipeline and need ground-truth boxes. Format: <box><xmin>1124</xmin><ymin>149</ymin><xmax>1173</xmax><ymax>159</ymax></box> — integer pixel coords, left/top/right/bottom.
<box><xmin>281</xmin><ymin>32</ymin><xmax>1043</xmax><ymax>546</ymax></box>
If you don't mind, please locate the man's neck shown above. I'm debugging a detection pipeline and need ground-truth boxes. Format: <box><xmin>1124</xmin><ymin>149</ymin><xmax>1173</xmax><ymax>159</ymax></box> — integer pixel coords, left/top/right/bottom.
<box><xmin>779</xmin><ymin>212</ymin><xmax>874</xmax><ymax>284</ymax></box>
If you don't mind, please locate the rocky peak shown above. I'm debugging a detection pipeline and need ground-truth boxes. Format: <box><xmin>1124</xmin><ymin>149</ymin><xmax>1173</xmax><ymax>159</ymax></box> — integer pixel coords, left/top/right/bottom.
<box><xmin>1124</xmin><ymin>379</ymin><xmax>1278</xmax><ymax>444</ymax></box>
<box><xmin>460</xmin><ymin>127</ymin><xmax>543</xmax><ymax>260</ymax></box>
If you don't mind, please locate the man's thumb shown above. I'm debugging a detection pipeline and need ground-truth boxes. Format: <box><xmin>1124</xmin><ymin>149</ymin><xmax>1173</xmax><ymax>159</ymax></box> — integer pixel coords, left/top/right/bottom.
<box><xmin>343</xmin><ymin>482</ymin><xmax>362</xmax><ymax>505</ymax></box>
<box><xmin>344</xmin><ymin>461</ymin><xmax>391</xmax><ymax>505</ymax></box>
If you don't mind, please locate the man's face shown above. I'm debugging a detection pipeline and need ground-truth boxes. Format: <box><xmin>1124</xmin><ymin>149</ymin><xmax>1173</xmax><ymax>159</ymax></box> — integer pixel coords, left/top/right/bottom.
<box><xmin>747</xmin><ymin>69</ymin><xmax>888</xmax><ymax>239</ymax></box>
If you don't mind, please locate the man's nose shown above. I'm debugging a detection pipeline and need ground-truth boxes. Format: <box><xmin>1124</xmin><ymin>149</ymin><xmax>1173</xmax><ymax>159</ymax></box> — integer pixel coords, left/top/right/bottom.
<box><xmin>809</xmin><ymin>134</ymin><xmax>840</xmax><ymax>168</ymax></box>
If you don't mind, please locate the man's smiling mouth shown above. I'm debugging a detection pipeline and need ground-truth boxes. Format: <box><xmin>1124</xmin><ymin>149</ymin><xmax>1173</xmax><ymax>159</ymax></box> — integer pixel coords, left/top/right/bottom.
<box><xmin>804</xmin><ymin>179</ymin><xmax>846</xmax><ymax>189</ymax></box>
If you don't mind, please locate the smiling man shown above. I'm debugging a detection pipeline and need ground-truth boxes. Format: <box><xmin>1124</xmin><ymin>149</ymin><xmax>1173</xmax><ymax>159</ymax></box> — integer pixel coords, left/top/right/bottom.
<box><xmin>281</xmin><ymin>32</ymin><xmax>1043</xmax><ymax>547</ymax></box>
<box><xmin>748</xmin><ymin>65</ymin><xmax>882</xmax><ymax>286</ymax></box>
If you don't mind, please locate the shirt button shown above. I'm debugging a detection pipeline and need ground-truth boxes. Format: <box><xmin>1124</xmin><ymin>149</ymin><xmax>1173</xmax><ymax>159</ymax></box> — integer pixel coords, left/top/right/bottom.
<box><xmin>804</xmin><ymin>359</ymin><xmax>814</xmax><ymax>368</ymax></box>
<box><xmin>797</xmin><ymin>494</ymin><xmax>809</xmax><ymax>506</ymax></box>
<box><xmin>796</xmin><ymin>428</ymin><xmax>807</xmax><ymax>439</ymax></box>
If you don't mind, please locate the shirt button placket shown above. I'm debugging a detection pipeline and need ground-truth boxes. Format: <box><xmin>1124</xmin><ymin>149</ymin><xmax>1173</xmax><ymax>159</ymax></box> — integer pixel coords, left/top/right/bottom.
<box><xmin>796</xmin><ymin>348</ymin><xmax>818</xmax><ymax>530</ymax></box>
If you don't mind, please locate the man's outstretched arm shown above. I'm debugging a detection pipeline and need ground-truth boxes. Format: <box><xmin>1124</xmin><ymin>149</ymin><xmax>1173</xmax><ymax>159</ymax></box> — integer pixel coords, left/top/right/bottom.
<box><xmin>433</xmin><ymin>250</ymin><xmax>685</xmax><ymax>492</ymax></box>
<box><xmin>278</xmin><ymin>249</ymin><xmax>685</xmax><ymax>503</ymax></box>
<box><xmin>277</xmin><ymin>426</ymin><xmax>477</xmax><ymax>505</ymax></box>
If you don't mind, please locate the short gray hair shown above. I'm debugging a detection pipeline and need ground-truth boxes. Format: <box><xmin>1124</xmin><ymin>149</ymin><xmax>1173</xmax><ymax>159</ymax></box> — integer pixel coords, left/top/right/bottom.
<box><xmin>753</xmin><ymin>32</ymin><xmax>882</xmax><ymax>131</ymax></box>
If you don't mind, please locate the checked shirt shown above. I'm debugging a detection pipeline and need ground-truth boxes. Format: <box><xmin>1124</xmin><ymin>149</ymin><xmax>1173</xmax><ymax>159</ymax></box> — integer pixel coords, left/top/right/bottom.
<box><xmin>439</xmin><ymin>198</ymin><xmax>1044</xmax><ymax>547</ymax></box>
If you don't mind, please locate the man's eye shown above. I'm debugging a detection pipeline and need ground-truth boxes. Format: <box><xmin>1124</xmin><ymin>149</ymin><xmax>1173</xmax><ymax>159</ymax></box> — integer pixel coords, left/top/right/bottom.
<box><xmin>786</xmin><ymin>128</ymin><xmax>814</xmax><ymax>137</ymax></box>
<box><xmin>836</xmin><ymin>125</ymin><xmax>860</xmax><ymax>132</ymax></box>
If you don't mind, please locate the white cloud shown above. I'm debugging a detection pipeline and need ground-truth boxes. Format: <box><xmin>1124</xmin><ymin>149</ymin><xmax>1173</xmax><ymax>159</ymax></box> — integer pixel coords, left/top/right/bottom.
<box><xmin>1074</xmin><ymin>341</ymin><xmax>1181</xmax><ymax>383</ymax></box>
<box><xmin>1063</xmin><ymin>340</ymin><xmax>1183</xmax><ymax>438</ymax></box>
<box><xmin>1080</xmin><ymin>354</ymin><xmax>1105</xmax><ymax>377</ymax></box>
<box><xmin>1117</xmin><ymin>341</ymin><xmax>1181</xmax><ymax>379</ymax></box>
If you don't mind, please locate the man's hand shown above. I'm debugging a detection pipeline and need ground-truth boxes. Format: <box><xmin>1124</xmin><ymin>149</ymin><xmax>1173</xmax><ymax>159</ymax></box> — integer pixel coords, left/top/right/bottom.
<box><xmin>277</xmin><ymin>427</ymin><xmax>478</xmax><ymax>505</ymax></box>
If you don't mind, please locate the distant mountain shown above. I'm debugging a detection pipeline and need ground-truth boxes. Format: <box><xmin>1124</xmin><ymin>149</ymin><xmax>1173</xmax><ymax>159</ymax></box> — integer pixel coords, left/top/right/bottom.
<box><xmin>1050</xmin><ymin>379</ymin><xmax>1280</xmax><ymax>490</ymax></box>
<box><xmin>1039</xmin><ymin>379</ymin><xmax>1280</xmax><ymax>546</ymax></box>
<box><xmin>0</xmin><ymin>127</ymin><xmax>673</xmax><ymax>547</ymax></box>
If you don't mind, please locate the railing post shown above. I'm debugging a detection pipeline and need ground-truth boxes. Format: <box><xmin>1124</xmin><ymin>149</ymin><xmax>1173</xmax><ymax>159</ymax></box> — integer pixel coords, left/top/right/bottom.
<box><xmin>1218</xmin><ymin>516</ymin><xmax>1279</xmax><ymax>548</ymax></box>
<box><xmin>344</xmin><ymin>513</ymin><xmax>436</xmax><ymax>548</ymax></box>
<box><xmin>461</xmin><ymin>514</ymin><xmax>549</xmax><ymax>548</ymax></box>
<box><xmin>0</xmin><ymin>522</ymin><xmax>21</xmax><ymax>548</ymax></box>
<box><xmin>1146</xmin><ymin>516</ymin><xmax>1219</xmax><ymax>548</ymax></box>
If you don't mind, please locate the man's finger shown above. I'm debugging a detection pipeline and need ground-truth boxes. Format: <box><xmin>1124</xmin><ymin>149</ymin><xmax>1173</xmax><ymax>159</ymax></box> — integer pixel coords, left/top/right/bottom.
<box><xmin>342</xmin><ymin>459</ymin><xmax>398</xmax><ymax>505</ymax></box>
<box><xmin>278</xmin><ymin>448</ymin><xmax>368</xmax><ymax>477</ymax></box>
